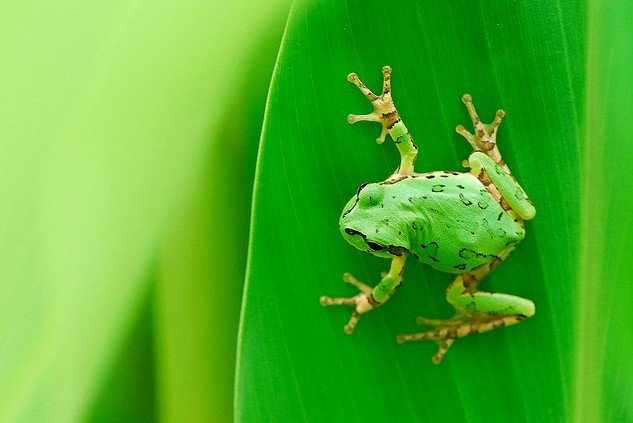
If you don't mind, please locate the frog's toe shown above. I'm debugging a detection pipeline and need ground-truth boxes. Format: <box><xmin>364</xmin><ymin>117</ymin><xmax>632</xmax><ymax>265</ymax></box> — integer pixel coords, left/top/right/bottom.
<box><xmin>321</xmin><ymin>275</ymin><xmax>377</xmax><ymax>335</ymax></box>
<box><xmin>319</xmin><ymin>295</ymin><xmax>355</xmax><ymax>307</ymax></box>
<box><xmin>342</xmin><ymin>272</ymin><xmax>372</xmax><ymax>293</ymax></box>
<box><xmin>455</xmin><ymin>124</ymin><xmax>478</xmax><ymax>150</ymax></box>
<box><xmin>320</xmin><ymin>293</ymin><xmax>370</xmax><ymax>335</ymax></box>
<box><xmin>348</xmin><ymin>112</ymin><xmax>380</xmax><ymax>124</ymax></box>
<box><xmin>397</xmin><ymin>327</ymin><xmax>457</xmax><ymax>365</ymax></box>
<box><xmin>416</xmin><ymin>316</ymin><xmax>453</xmax><ymax>326</ymax></box>
<box><xmin>458</xmin><ymin>94</ymin><xmax>505</xmax><ymax>148</ymax></box>
<box><xmin>397</xmin><ymin>314</ymin><xmax>471</xmax><ymax>364</ymax></box>
<box><xmin>397</xmin><ymin>322</ymin><xmax>455</xmax><ymax>343</ymax></box>
<box><xmin>344</xmin><ymin>311</ymin><xmax>361</xmax><ymax>334</ymax></box>
<box><xmin>347</xmin><ymin>72</ymin><xmax>379</xmax><ymax>102</ymax></box>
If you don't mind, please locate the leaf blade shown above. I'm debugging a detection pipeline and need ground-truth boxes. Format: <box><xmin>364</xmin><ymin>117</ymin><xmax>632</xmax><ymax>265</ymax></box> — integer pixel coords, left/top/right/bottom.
<box><xmin>237</xmin><ymin>1</ymin><xmax>585</xmax><ymax>421</ymax></box>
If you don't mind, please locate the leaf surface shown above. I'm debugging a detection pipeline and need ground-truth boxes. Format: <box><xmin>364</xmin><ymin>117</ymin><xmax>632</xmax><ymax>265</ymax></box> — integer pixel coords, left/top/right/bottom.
<box><xmin>237</xmin><ymin>1</ymin><xmax>592</xmax><ymax>421</ymax></box>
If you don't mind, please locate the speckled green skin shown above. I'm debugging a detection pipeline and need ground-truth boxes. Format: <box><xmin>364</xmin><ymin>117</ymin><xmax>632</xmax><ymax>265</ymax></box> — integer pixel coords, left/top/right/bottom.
<box><xmin>340</xmin><ymin>172</ymin><xmax>525</xmax><ymax>273</ymax></box>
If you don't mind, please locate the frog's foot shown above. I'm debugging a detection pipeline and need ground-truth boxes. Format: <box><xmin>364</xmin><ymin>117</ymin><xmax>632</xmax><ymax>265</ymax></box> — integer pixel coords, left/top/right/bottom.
<box><xmin>347</xmin><ymin>66</ymin><xmax>401</xmax><ymax>144</ymax></box>
<box><xmin>320</xmin><ymin>272</ymin><xmax>379</xmax><ymax>334</ymax></box>
<box><xmin>455</xmin><ymin>94</ymin><xmax>505</xmax><ymax>161</ymax></box>
<box><xmin>397</xmin><ymin>313</ymin><xmax>528</xmax><ymax>364</ymax></box>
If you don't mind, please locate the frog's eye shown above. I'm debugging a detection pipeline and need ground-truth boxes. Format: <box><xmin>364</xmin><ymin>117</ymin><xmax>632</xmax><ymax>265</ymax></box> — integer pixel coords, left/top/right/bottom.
<box><xmin>367</xmin><ymin>241</ymin><xmax>384</xmax><ymax>251</ymax></box>
<box><xmin>359</xmin><ymin>184</ymin><xmax>384</xmax><ymax>208</ymax></box>
<box><xmin>345</xmin><ymin>227</ymin><xmax>361</xmax><ymax>236</ymax></box>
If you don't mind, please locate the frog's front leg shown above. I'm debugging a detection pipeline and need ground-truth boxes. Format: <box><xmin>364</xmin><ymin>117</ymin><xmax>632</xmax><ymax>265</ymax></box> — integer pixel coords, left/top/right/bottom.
<box><xmin>320</xmin><ymin>255</ymin><xmax>407</xmax><ymax>334</ymax></box>
<box><xmin>397</xmin><ymin>256</ymin><xmax>535</xmax><ymax>364</ymax></box>
<box><xmin>347</xmin><ymin>66</ymin><xmax>418</xmax><ymax>176</ymax></box>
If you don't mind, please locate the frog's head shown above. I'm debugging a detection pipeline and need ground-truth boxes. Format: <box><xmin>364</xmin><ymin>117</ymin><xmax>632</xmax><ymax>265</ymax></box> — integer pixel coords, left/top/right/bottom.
<box><xmin>340</xmin><ymin>182</ymin><xmax>409</xmax><ymax>259</ymax></box>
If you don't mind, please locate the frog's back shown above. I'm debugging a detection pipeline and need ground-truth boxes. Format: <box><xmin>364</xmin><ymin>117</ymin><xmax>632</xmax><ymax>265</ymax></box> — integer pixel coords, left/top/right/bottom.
<box><xmin>391</xmin><ymin>172</ymin><xmax>525</xmax><ymax>273</ymax></box>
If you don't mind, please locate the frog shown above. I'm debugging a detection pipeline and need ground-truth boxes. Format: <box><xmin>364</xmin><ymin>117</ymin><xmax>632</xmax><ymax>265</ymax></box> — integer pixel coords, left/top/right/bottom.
<box><xmin>320</xmin><ymin>66</ymin><xmax>536</xmax><ymax>364</ymax></box>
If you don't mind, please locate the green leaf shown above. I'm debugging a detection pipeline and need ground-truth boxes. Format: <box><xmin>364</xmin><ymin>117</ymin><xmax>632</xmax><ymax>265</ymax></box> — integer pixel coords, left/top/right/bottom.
<box><xmin>235</xmin><ymin>0</ymin><xmax>617</xmax><ymax>421</ymax></box>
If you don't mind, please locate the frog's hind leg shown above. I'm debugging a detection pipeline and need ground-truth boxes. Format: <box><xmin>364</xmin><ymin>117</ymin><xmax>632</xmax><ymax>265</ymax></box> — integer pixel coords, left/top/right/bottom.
<box><xmin>456</xmin><ymin>95</ymin><xmax>536</xmax><ymax>221</ymax></box>
<box><xmin>397</xmin><ymin>252</ymin><xmax>535</xmax><ymax>364</ymax></box>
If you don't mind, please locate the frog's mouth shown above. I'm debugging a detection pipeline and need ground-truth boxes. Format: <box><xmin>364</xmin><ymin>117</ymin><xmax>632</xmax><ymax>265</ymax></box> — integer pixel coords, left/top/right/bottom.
<box><xmin>344</xmin><ymin>228</ymin><xmax>382</xmax><ymax>251</ymax></box>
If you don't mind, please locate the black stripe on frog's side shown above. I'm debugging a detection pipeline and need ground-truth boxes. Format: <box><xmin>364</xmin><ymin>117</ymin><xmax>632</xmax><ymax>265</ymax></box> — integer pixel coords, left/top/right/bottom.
<box><xmin>344</xmin><ymin>228</ymin><xmax>407</xmax><ymax>256</ymax></box>
<box><xmin>379</xmin><ymin>174</ymin><xmax>410</xmax><ymax>185</ymax></box>
<box><xmin>381</xmin><ymin>172</ymin><xmax>463</xmax><ymax>186</ymax></box>
<box><xmin>342</xmin><ymin>182</ymin><xmax>369</xmax><ymax>218</ymax></box>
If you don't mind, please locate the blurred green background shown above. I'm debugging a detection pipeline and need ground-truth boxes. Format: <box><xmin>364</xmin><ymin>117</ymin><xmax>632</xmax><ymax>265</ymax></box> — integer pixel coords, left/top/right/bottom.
<box><xmin>1</xmin><ymin>1</ymin><xmax>632</xmax><ymax>422</ymax></box>
<box><xmin>0</xmin><ymin>1</ymin><xmax>289</xmax><ymax>421</ymax></box>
